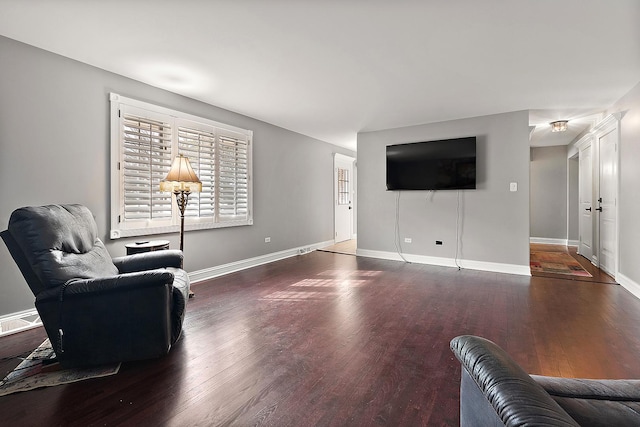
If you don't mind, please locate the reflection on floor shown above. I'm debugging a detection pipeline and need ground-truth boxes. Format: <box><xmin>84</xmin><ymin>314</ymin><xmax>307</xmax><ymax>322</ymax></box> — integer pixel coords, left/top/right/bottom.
<box><xmin>318</xmin><ymin>239</ymin><xmax>357</xmax><ymax>255</ymax></box>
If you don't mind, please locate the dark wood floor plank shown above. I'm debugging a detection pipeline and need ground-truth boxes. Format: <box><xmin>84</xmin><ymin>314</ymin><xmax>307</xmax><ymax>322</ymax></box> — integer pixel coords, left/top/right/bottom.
<box><xmin>1</xmin><ymin>250</ymin><xmax>640</xmax><ymax>426</ymax></box>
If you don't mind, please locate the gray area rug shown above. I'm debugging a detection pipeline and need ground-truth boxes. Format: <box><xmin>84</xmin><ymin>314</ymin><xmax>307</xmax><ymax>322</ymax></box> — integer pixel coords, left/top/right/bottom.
<box><xmin>0</xmin><ymin>339</ymin><xmax>120</xmax><ymax>397</ymax></box>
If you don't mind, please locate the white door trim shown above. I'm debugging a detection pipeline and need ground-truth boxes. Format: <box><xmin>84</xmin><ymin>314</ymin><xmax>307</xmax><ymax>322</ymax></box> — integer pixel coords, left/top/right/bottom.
<box><xmin>578</xmin><ymin>141</ymin><xmax>594</xmax><ymax>262</ymax></box>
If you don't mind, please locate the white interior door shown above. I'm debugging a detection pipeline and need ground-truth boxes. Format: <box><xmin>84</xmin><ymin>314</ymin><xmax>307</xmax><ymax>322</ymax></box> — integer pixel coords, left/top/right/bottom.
<box><xmin>579</xmin><ymin>144</ymin><xmax>593</xmax><ymax>261</ymax></box>
<box><xmin>334</xmin><ymin>154</ymin><xmax>354</xmax><ymax>243</ymax></box>
<box><xmin>597</xmin><ymin>129</ymin><xmax>617</xmax><ymax>276</ymax></box>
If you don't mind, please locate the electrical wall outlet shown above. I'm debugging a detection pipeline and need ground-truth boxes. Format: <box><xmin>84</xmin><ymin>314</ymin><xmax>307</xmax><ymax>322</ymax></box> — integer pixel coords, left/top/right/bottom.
<box><xmin>404</xmin><ymin>237</ymin><xmax>412</xmax><ymax>243</ymax></box>
<box><xmin>265</xmin><ymin>237</ymin><xmax>271</xmax><ymax>243</ymax></box>
<box><xmin>510</xmin><ymin>182</ymin><xmax>518</xmax><ymax>192</ymax></box>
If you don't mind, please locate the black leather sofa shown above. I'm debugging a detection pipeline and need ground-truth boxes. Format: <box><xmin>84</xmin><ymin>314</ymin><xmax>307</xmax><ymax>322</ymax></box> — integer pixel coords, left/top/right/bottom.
<box><xmin>450</xmin><ymin>335</ymin><xmax>640</xmax><ymax>426</ymax></box>
<box><xmin>2</xmin><ymin>204</ymin><xmax>190</xmax><ymax>368</ymax></box>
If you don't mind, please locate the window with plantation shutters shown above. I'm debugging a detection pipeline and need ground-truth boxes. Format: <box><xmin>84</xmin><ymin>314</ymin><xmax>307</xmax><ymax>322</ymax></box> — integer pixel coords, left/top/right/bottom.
<box><xmin>218</xmin><ymin>133</ymin><xmax>249</xmax><ymax>221</ymax></box>
<box><xmin>122</xmin><ymin>115</ymin><xmax>173</xmax><ymax>223</ymax></box>
<box><xmin>110</xmin><ymin>94</ymin><xmax>253</xmax><ymax>239</ymax></box>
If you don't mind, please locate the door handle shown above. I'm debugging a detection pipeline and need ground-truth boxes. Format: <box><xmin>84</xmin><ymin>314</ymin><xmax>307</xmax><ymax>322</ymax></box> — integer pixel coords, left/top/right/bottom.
<box><xmin>348</xmin><ymin>206</ymin><xmax>352</xmax><ymax>210</ymax></box>
<box><xmin>596</xmin><ymin>207</ymin><xmax>603</xmax><ymax>212</ymax></box>
<box><xmin>585</xmin><ymin>207</ymin><xmax>591</xmax><ymax>211</ymax></box>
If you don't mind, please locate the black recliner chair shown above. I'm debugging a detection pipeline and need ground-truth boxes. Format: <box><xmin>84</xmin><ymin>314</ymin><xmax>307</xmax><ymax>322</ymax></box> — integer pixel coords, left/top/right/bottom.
<box><xmin>1</xmin><ymin>204</ymin><xmax>190</xmax><ymax>368</ymax></box>
<box><xmin>451</xmin><ymin>335</ymin><xmax>640</xmax><ymax>426</ymax></box>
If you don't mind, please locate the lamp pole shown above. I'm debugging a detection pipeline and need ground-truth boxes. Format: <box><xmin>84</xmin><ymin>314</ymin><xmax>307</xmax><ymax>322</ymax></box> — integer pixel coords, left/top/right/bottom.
<box><xmin>160</xmin><ymin>155</ymin><xmax>200</xmax><ymax>299</ymax></box>
<box><xmin>173</xmin><ymin>189</ymin><xmax>191</xmax><ymax>252</ymax></box>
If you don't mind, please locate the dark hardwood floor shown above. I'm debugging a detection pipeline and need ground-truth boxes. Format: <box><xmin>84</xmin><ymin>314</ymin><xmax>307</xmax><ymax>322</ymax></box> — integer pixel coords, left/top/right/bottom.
<box><xmin>1</xmin><ymin>250</ymin><xmax>640</xmax><ymax>426</ymax></box>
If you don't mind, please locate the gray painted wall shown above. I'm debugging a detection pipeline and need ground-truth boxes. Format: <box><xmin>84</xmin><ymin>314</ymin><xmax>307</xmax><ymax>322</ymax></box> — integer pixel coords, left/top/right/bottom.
<box><xmin>357</xmin><ymin>111</ymin><xmax>530</xmax><ymax>268</ymax></box>
<box><xmin>530</xmin><ymin>145</ymin><xmax>568</xmax><ymax>240</ymax></box>
<box><xmin>0</xmin><ymin>36</ymin><xmax>354</xmax><ymax>317</ymax></box>
<box><xmin>609</xmin><ymin>81</ymin><xmax>640</xmax><ymax>285</ymax></box>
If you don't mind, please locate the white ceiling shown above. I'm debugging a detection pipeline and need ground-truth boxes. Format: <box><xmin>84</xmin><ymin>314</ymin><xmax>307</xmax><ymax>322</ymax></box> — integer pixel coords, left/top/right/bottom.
<box><xmin>1</xmin><ymin>1</ymin><xmax>639</xmax><ymax>151</ymax></box>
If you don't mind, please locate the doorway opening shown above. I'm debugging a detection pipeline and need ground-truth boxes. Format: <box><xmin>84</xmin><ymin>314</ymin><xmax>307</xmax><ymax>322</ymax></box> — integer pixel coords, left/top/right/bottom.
<box><xmin>333</xmin><ymin>153</ymin><xmax>356</xmax><ymax>251</ymax></box>
<box><xmin>529</xmin><ymin>115</ymin><xmax>620</xmax><ymax>283</ymax></box>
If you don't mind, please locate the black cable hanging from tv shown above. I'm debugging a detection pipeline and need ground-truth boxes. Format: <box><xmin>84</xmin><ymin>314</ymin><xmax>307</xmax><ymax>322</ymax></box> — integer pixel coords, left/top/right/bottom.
<box><xmin>455</xmin><ymin>190</ymin><xmax>462</xmax><ymax>270</ymax></box>
<box><xmin>394</xmin><ymin>191</ymin><xmax>409</xmax><ymax>263</ymax></box>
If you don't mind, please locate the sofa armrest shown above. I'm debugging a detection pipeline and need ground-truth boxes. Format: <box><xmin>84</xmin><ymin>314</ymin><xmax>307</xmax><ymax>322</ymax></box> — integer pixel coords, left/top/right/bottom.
<box><xmin>532</xmin><ymin>375</ymin><xmax>640</xmax><ymax>401</ymax></box>
<box><xmin>35</xmin><ymin>270</ymin><xmax>175</xmax><ymax>303</ymax></box>
<box><xmin>112</xmin><ymin>250</ymin><xmax>183</xmax><ymax>273</ymax></box>
<box><xmin>450</xmin><ymin>335</ymin><xmax>579</xmax><ymax>427</ymax></box>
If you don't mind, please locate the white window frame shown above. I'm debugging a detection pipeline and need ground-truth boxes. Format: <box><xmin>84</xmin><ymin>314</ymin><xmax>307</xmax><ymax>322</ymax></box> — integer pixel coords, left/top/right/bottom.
<box><xmin>109</xmin><ymin>93</ymin><xmax>253</xmax><ymax>239</ymax></box>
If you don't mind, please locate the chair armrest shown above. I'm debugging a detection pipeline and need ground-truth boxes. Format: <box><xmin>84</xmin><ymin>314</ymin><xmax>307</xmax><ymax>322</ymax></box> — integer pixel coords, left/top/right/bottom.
<box><xmin>532</xmin><ymin>375</ymin><xmax>640</xmax><ymax>401</ymax></box>
<box><xmin>34</xmin><ymin>270</ymin><xmax>176</xmax><ymax>368</ymax></box>
<box><xmin>35</xmin><ymin>270</ymin><xmax>175</xmax><ymax>303</ymax></box>
<box><xmin>112</xmin><ymin>250</ymin><xmax>183</xmax><ymax>273</ymax></box>
<box><xmin>450</xmin><ymin>335</ymin><xmax>579</xmax><ymax>427</ymax></box>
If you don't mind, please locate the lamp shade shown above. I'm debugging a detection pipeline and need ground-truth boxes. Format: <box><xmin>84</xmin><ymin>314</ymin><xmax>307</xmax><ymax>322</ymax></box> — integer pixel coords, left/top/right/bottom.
<box><xmin>160</xmin><ymin>154</ymin><xmax>202</xmax><ymax>192</ymax></box>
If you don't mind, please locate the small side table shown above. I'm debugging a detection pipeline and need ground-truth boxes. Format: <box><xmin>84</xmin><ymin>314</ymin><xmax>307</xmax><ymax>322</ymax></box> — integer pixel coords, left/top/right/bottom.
<box><xmin>125</xmin><ymin>240</ymin><xmax>170</xmax><ymax>255</ymax></box>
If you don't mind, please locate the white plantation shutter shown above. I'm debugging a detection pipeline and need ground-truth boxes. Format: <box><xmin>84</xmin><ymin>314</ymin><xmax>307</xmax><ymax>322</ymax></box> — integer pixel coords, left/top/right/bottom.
<box><xmin>110</xmin><ymin>94</ymin><xmax>252</xmax><ymax>238</ymax></box>
<box><xmin>178</xmin><ymin>125</ymin><xmax>216</xmax><ymax>219</ymax></box>
<box><xmin>218</xmin><ymin>133</ymin><xmax>249</xmax><ymax>221</ymax></box>
<box><xmin>122</xmin><ymin>115</ymin><xmax>173</xmax><ymax>221</ymax></box>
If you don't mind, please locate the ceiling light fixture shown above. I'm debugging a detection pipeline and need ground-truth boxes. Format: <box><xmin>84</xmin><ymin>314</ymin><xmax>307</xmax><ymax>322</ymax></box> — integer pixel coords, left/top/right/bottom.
<box><xmin>550</xmin><ymin>120</ymin><xmax>568</xmax><ymax>132</ymax></box>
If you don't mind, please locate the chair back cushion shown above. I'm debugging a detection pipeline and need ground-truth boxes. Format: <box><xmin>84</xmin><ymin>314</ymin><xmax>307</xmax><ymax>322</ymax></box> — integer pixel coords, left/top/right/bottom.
<box><xmin>7</xmin><ymin>204</ymin><xmax>118</xmax><ymax>292</ymax></box>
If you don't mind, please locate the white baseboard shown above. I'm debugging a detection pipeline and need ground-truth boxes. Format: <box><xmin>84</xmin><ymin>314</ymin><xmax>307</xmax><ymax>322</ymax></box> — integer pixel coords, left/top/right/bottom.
<box><xmin>530</xmin><ymin>237</ymin><xmax>568</xmax><ymax>246</ymax></box>
<box><xmin>188</xmin><ymin>240</ymin><xmax>335</xmax><ymax>283</ymax></box>
<box><xmin>567</xmin><ymin>240</ymin><xmax>579</xmax><ymax>247</ymax></box>
<box><xmin>0</xmin><ymin>240</ymin><xmax>334</xmax><ymax>335</ymax></box>
<box><xmin>0</xmin><ymin>308</ymin><xmax>42</xmax><ymax>337</ymax></box>
<box><xmin>355</xmin><ymin>249</ymin><xmax>531</xmax><ymax>276</ymax></box>
<box><xmin>0</xmin><ymin>240</ymin><xmax>530</xmax><ymax>335</ymax></box>
<box><xmin>617</xmin><ymin>272</ymin><xmax>640</xmax><ymax>301</ymax></box>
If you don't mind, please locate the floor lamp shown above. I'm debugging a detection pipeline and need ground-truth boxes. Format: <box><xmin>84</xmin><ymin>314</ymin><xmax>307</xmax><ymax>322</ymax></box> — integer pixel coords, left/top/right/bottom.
<box><xmin>159</xmin><ymin>154</ymin><xmax>202</xmax><ymax>252</ymax></box>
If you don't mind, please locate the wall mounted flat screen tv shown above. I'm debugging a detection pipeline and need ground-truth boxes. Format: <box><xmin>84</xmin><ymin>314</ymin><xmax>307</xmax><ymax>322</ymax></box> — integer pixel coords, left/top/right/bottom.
<box><xmin>386</xmin><ymin>136</ymin><xmax>477</xmax><ymax>190</ymax></box>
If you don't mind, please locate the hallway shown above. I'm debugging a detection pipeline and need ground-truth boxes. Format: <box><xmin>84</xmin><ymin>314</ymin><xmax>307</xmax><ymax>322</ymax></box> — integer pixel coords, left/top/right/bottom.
<box><xmin>319</xmin><ymin>239</ymin><xmax>357</xmax><ymax>256</ymax></box>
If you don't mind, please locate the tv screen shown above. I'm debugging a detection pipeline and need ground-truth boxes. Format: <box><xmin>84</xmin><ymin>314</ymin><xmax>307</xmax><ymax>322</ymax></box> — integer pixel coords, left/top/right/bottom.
<box><xmin>386</xmin><ymin>137</ymin><xmax>476</xmax><ymax>190</ymax></box>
